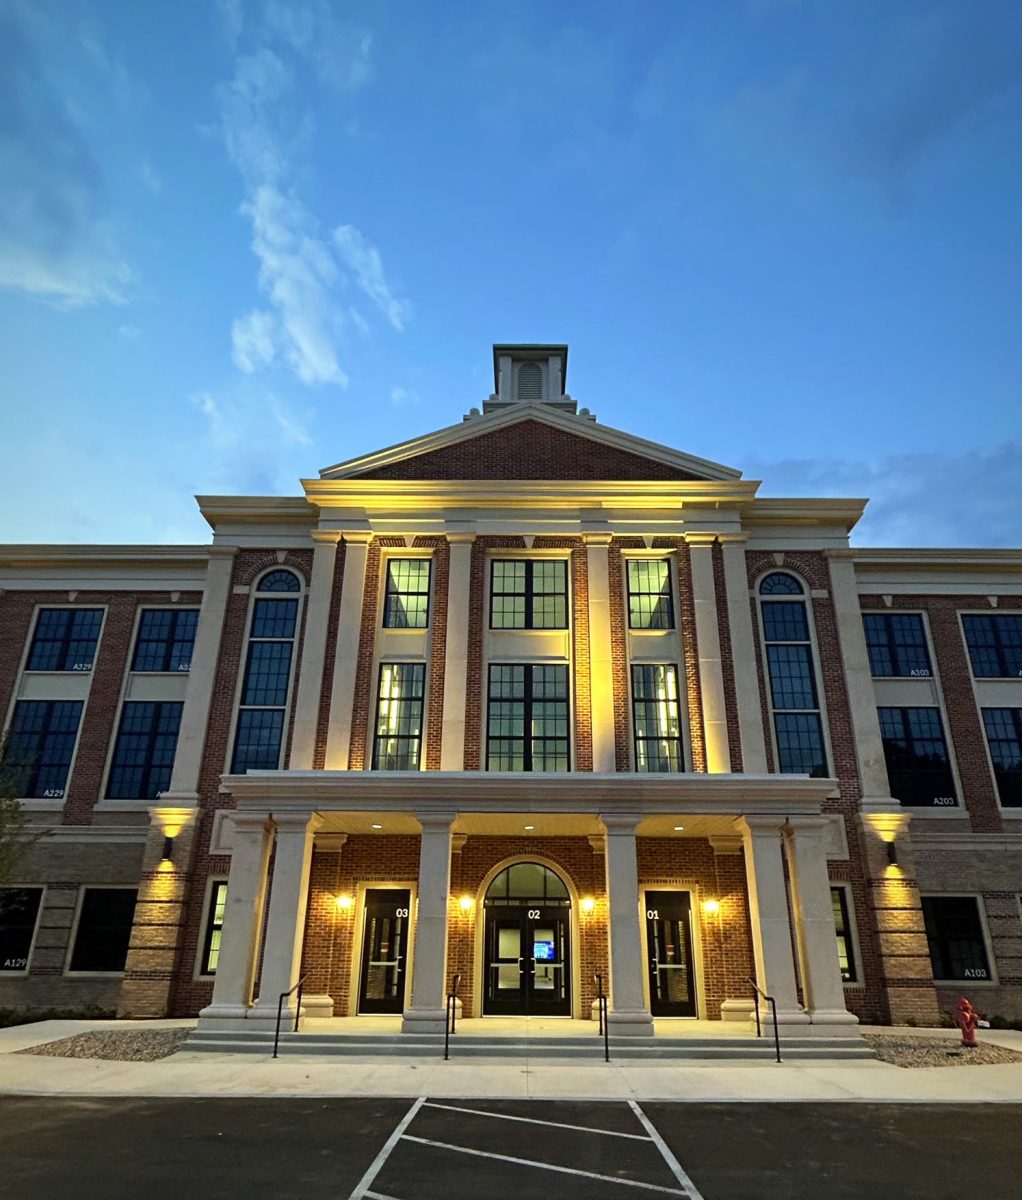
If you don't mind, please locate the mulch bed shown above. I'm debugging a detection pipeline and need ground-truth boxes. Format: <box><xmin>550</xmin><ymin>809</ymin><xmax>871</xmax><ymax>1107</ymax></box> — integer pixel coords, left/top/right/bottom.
<box><xmin>16</xmin><ymin>1029</ymin><xmax>190</xmax><ymax>1062</ymax></box>
<box><xmin>865</xmin><ymin>1034</ymin><xmax>1022</xmax><ymax>1069</ymax></box>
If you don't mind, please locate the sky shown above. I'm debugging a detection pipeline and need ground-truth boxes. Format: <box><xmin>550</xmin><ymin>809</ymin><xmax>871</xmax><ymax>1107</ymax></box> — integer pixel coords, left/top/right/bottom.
<box><xmin>1</xmin><ymin>0</ymin><xmax>1019</xmax><ymax>548</ymax></box>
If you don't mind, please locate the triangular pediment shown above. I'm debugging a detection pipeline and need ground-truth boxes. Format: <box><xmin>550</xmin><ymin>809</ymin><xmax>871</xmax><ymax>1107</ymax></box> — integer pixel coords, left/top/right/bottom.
<box><xmin>319</xmin><ymin>406</ymin><xmax>741</xmax><ymax>483</ymax></box>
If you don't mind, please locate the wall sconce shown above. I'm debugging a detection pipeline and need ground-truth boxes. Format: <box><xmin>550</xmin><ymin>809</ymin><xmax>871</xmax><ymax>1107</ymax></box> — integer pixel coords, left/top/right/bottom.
<box><xmin>702</xmin><ymin>898</ymin><xmax>721</xmax><ymax>917</ymax></box>
<box><xmin>580</xmin><ymin>896</ymin><xmax>596</xmax><ymax>915</ymax></box>
<box><xmin>458</xmin><ymin>895</ymin><xmax>474</xmax><ymax>913</ymax></box>
<box><xmin>161</xmin><ymin>836</ymin><xmax>175</xmax><ymax>862</ymax></box>
<box><xmin>335</xmin><ymin>894</ymin><xmax>353</xmax><ymax>911</ymax></box>
<box><xmin>886</xmin><ymin>840</ymin><xmax>899</xmax><ymax>867</ymax></box>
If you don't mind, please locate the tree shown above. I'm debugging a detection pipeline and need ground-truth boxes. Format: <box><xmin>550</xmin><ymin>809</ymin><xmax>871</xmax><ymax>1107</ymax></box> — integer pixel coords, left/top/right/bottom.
<box><xmin>0</xmin><ymin>736</ymin><xmax>43</xmax><ymax>889</ymax></box>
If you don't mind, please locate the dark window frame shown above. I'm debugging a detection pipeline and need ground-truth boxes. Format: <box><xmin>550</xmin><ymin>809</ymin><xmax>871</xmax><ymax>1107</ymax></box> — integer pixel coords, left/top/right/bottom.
<box><xmin>631</xmin><ymin>663</ymin><xmax>685</xmax><ymax>772</ymax></box>
<box><xmin>489</xmin><ymin>560</ymin><xmax>569</xmax><ymax>630</ymax></box>
<box><xmin>25</xmin><ymin>607</ymin><xmax>104</xmax><ymax>673</ymax></box>
<box><xmin>878</xmin><ymin>706</ymin><xmax>958</xmax><ymax>808</ymax></box>
<box><xmin>67</xmin><ymin>887</ymin><xmax>138</xmax><ymax>974</ymax></box>
<box><xmin>371</xmin><ymin>662</ymin><xmax>427</xmax><ymax>770</ymax></box>
<box><xmin>2</xmin><ymin>699</ymin><xmax>84</xmax><ymax>799</ymax></box>
<box><xmin>198</xmin><ymin>880</ymin><xmax>228</xmax><ymax>976</ymax></box>
<box><xmin>486</xmin><ymin>663</ymin><xmax>571</xmax><ymax>772</ymax></box>
<box><xmin>981</xmin><ymin>707</ymin><xmax>1022</xmax><ymax>808</ymax></box>
<box><xmin>382</xmin><ymin>559</ymin><xmax>432</xmax><ymax>629</ymax></box>
<box><xmin>131</xmin><ymin>608</ymin><xmax>199</xmax><ymax>673</ymax></box>
<box><xmin>830</xmin><ymin>886</ymin><xmax>858</xmax><ymax>983</ymax></box>
<box><xmin>0</xmin><ymin>886</ymin><xmax>45</xmax><ymax>974</ymax></box>
<box><xmin>921</xmin><ymin>895</ymin><xmax>992</xmax><ymax>982</ymax></box>
<box><xmin>962</xmin><ymin>614</ymin><xmax>1022</xmax><ymax>678</ymax></box>
<box><xmin>862</xmin><ymin>612</ymin><xmax>933</xmax><ymax>678</ymax></box>
<box><xmin>626</xmin><ymin>559</ymin><xmax>675</xmax><ymax>630</ymax></box>
<box><xmin>106</xmin><ymin>701</ymin><xmax>183</xmax><ymax>800</ymax></box>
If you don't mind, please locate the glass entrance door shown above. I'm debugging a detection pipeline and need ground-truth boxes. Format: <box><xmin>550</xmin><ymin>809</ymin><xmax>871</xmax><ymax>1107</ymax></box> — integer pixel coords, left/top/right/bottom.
<box><xmin>644</xmin><ymin>890</ymin><xmax>697</xmax><ymax>1017</ymax></box>
<box><xmin>357</xmin><ymin>888</ymin><xmax>411</xmax><ymax>1014</ymax></box>
<box><xmin>483</xmin><ymin>906</ymin><xmax>571</xmax><ymax>1016</ymax></box>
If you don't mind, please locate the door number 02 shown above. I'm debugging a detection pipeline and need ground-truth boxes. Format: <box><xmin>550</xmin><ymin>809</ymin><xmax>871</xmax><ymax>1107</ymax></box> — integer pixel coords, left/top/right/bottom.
<box><xmin>527</xmin><ymin>909</ymin><xmax>541</xmax><ymax>919</ymax></box>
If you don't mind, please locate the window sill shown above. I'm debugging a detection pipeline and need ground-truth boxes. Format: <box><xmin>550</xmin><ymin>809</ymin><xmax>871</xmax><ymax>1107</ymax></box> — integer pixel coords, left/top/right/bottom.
<box><xmin>63</xmin><ymin>971</ymin><xmax>127</xmax><ymax>979</ymax></box>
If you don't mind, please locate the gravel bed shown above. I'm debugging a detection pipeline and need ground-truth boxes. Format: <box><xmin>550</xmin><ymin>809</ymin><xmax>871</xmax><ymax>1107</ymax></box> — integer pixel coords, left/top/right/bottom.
<box><xmin>865</xmin><ymin>1034</ymin><xmax>1022</xmax><ymax>1069</ymax></box>
<box><xmin>16</xmin><ymin>1028</ymin><xmax>190</xmax><ymax>1062</ymax></box>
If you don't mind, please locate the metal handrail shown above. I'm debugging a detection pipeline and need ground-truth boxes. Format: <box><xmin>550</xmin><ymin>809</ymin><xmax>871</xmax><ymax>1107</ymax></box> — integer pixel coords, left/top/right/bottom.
<box><xmin>444</xmin><ymin>973</ymin><xmax>462</xmax><ymax>1061</ymax></box>
<box><xmin>593</xmin><ymin>973</ymin><xmax>610</xmax><ymax>1062</ymax></box>
<box><xmin>747</xmin><ymin>975</ymin><xmax>781</xmax><ymax>1063</ymax></box>
<box><xmin>273</xmin><ymin>974</ymin><xmax>308</xmax><ymax>1059</ymax></box>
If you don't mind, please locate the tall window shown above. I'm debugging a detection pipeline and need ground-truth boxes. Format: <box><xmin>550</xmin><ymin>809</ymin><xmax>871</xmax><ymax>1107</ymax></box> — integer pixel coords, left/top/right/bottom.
<box><xmin>487</xmin><ymin>664</ymin><xmax>569</xmax><ymax>771</ymax></box>
<box><xmin>371</xmin><ymin>663</ymin><xmax>426</xmax><ymax>770</ymax></box>
<box><xmin>831</xmin><ymin>887</ymin><xmax>857</xmax><ymax>983</ymax></box>
<box><xmin>383</xmin><ymin>560</ymin><xmax>431</xmax><ymax>628</ymax></box>
<box><xmin>626</xmin><ymin>560</ymin><xmax>674</xmax><ymax>630</ymax></box>
<box><xmin>862</xmin><ymin>613</ymin><xmax>931</xmax><ymax>677</ymax></box>
<box><xmin>131</xmin><ymin>609</ymin><xmax>199</xmax><ymax>672</ymax></box>
<box><xmin>0</xmin><ymin>888</ymin><xmax>44</xmax><ymax>973</ymax></box>
<box><xmin>631</xmin><ymin>664</ymin><xmax>684</xmax><ymax>771</ymax></box>
<box><xmin>877</xmin><ymin>707</ymin><xmax>957</xmax><ymax>807</ymax></box>
<box><xmin>758</xmin><ymin>573</ymin><xmax>827</xmax><ymax>777</ymax></box>
<box><xmin>199</xmin><ymin>881</ymin><xmax>228</xmax><ymax>976</ymax></box>
<box><xmin>981</xmin><ymin>709</ymin><xmax>1022</xmax><ymax>807</ymax></box>
<box><xmin>490</xmin><ymin>561</ymin><xmax>568</xmax><ymax>629</ymax></box>
<box><xmin>963</xmin><ymin>615</ymin><xmax>1022</xmax><ymax>678</ymax></box>
<box><xmin>26</xmin><ymin>609</ymin><xmax>103</xmax><ymax>672</ymax></box>
<box><xmin>106</xmin><ymin>702</ymin><xmax>183</xmax><ymax>799</ymax></box>
<box><xmin>231</xmin><ymin>569</ymin><xmax>301</xmax><ymax>773</ymax></box>
<box><xmin>1</xmin><ymin>700</ymin><xmax>83</xmax><ymax>798</ymax></box>
<box><xmin>68</xmin><ymin>888</ymin><xmax>137</xmax><ymax>973</ymax></box>
<box><xmin>922</xmin><ymin>896</ymin><xmax>991</xmax><ymax>981</ymax></box>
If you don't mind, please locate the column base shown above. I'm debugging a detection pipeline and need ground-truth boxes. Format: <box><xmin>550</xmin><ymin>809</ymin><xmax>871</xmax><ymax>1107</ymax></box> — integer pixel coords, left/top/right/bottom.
<box><xmin>607</xmin><ymin>1009</ymin><xmax>655</xmax><ymax>1037</ymax></box>
<box><xmin>762</xmin><ymin>1006</ymin><xmax>811</xmax><ymax>1029</ymax></box>
<box><xmin>301</xmin><ymin>993</ymin><xmax>335</xmax><ymax>1019</ymax></box>
<box><xmin>721</xmin><ymin>998</ymin><xmax>756</xmax><ymax>1022</ymax></box>
<box><xmin>197</xmin><ymin>1003</ymin><xmax>252</xmax><ymax>1029</ymax></box>
<box><xmin>808</xmin><ymin>1008</ymin><xmax>861</xmax><ymax>1036</ymax></box>
<box><xmin>401</xmin><ymin>1008</ymin><xmax>448</xmax><ymax>1035</ymax></box>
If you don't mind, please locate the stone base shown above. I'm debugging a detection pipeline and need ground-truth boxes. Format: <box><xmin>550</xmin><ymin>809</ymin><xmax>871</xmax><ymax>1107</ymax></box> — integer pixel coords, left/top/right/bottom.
<box><xmin>590</xmin><ymin>999</ymin><xmax>603</xmax><ymax>1023</ymax></box>
<box><xmin>301</xmin><ymin>993</ymin><xmax>335</xmax><ymax>1019</ymax></box>
<box><xmin>721</xmin><ymin>998</ymin><xmax>755</xmax><ymax>1022</ymax></box>
<box><xmin>401</xmin><ymin>1008</ymin><xmax>447</xmax><ymax>1035</ymax></box>
<box><xmin>607</xmin><ymin>1009</ymin><xmax>655</xmax><ymax>1037</ymax></box>
<box><xmin>197</xmin><ymin>1003</ymin><xmax>253</xmax><ymax>1025</ymax></box>
<box><xmin>807</xmin><ymin>1008</ymin><xmax>861</xmax><ymax>1036</ymax></box>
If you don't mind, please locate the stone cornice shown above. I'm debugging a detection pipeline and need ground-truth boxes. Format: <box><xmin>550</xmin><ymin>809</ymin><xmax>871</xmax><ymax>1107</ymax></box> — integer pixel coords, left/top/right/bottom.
<box><xmin>0</xmin><ymin>545</ymin><xmax>211</xmax><ymax>568</ymax></box>
<box><xmin>852</xmin><ymin>548</ymin><xmax>1022</xmax><ymax>572</ymax></box>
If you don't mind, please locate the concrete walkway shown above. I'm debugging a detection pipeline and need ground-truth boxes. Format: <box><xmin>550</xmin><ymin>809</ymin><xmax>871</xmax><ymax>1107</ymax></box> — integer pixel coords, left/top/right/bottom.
<box><xmin>1</xmin><ymin>1018</ymin><xmax>1021</xmax><ymax>1103</ymax></box>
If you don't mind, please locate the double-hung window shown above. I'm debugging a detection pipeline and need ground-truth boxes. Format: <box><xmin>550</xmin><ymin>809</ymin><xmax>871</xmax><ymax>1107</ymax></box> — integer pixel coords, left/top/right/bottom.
<box><xmin>980</xmin><ymin>709</ymin><xmax>1022</xmax><ymax>807</ymax></box>
<box><xmin>922</xmin><ymin>896</ymin><xmax>991</xmax><ymax>982</ymax></box>
<box><xmin>831</xmin><ymin>887</ymin><xmax>857</xmax><ymax>983</ymax></box>
<box><xmin>486</xmin><ymin>664</ymin><xmax>569</xmax><ymax>771</ymax></box>
<box><xmin>490</xmin><ymin>561</ymin><xmax>568</xmax><ymax>629</ymax></box>
<box><xmin>1</xmin><ymin>700</ymin><xmax>83</xmax><ymax>798</ymax></box>
<box><xmin>631</xmin><ymin>664</ymin><xmax>684</xmax><ymax>771</ymax></box>
<box><xmin>106</xmin><ymin>702</ymin><xmax>183</xmax><ymax>799</ymax></box>
<box><xmin>626</xmin><ymin>560</ymin><xmax>674</xmax><ymax>629</ymax></box>
<box><xmin>131</xmin><ymin>609</ymin><xmax>199</xmax><ymax>672</ymax></box>
<box><xmin>862</xmin><ymin>613</ymin><xmax>932</xmax><ymax>677</ymax></box>
<box><xmin>199</xmin><ymin>881</ymin><xmax>228</xmax><ymax>976</ymax></box>
<box><xmin>383</xmin><ymin>560</ymin><xmax>431</xmax><ymax>628</ymax></box>
<box><xmin>371</xmin><ymin>663</ymin><xmax>426</xmax><ymax>769</ymax></box>
<box><xmin>877</xmin><ymin>707</ymin><xmax>957</xmax><ymax>807</ymax></box>
<box><xmin>231</xmin><ymin>570</ymin><xmax>301</xmax><ymax>773</ymax></box>
<box><xmin>962</xmin><ymin>615</ymin><xmax>1022</xmax><ymax>678</ymax></box>
<box><xmin>26</xmin><ymin>609</ymin><xmax>103</xmax><ymax>672</ymax></box>
<box><xmin>758</xmin><ymin>573</ymin><xmax>827</xmax><ymax>777</ymax></box>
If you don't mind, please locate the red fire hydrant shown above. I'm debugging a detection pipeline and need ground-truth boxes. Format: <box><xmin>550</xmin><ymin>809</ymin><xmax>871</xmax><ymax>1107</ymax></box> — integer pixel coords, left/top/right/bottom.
<box><xmin>954</xmin><ymin>997</ymin><xmax>980</xmax><ymax>1048</ymax></box>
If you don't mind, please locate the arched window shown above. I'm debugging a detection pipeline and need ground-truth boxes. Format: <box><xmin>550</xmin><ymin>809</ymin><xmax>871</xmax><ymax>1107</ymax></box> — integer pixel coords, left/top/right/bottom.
<box><xmin>484</xmin><ymin>862</ymin><xmax>570</xmax><ymax>906</ymax></box>
<box><xmin>758</xmin><ymin>572</ymin><xmax>827</xmax><ymax>777</ymax></box>
<box><xmin>516</xmin><ymin>362</ymin><xmax>543</xmax><ymax>402</ymax></box>
<box><xmin>230</xmin><ymin>569</ymin><xmax>303</xmax><ymax>772</ymax></box>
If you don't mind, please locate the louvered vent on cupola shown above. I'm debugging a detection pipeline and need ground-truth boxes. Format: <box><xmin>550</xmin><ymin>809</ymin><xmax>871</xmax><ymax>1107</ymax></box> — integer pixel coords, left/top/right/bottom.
<box><xmin>516</xmin><ymin>361</ymin><xmax>543</xmax><ymax>402</ymax></box>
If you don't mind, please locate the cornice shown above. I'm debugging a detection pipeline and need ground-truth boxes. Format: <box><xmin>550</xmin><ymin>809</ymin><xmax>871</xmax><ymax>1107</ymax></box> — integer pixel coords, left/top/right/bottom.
<box><xmin>741</xmin><ymin>498</ymin><xmax>867</xmax><ymax>532</ymax></box>
<box><xmin>852</xmin><ymin>548</ymin><xmax>1022</xmax><ymax>572</ymax></box>
<box><xmin>0</xmin><ymin>544</ymin><xmax>211</xmax><ymax>569</ymax></box>
<box><xmin>196</xmin><ymin>496</ymin><xmax>317</xmax><ymax>529</ymax></box>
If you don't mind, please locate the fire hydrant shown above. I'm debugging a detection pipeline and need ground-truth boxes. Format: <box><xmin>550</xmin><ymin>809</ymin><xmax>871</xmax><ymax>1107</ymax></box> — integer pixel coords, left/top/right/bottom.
<box><xmin>954</xmin><ymin>997</ymin><xmax>980</xmax><ymax>1048</ymax></box>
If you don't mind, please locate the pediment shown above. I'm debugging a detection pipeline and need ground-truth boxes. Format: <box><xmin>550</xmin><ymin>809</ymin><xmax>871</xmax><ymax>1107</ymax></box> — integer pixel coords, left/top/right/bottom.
<box><xmin>320</xmin><ymin>406</ymin><xmax>741</xmax><ymax>483</ymax></box>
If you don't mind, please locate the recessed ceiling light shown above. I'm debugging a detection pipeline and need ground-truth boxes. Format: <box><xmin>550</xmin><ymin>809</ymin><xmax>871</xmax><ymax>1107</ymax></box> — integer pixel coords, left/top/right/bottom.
<box><xmin>673</xmin><ymin>825</ymin><xmax>685</xmax><ymax>832</ymax></box>
<box><xmin>524</xmin><ymin>824</ymin><xmax>535</xmax><ymax>831</ymax></box>
<box><xmin>371</xmin><ymin>823</ymin><xmax>383</xmax><ymax>830</ymax></box>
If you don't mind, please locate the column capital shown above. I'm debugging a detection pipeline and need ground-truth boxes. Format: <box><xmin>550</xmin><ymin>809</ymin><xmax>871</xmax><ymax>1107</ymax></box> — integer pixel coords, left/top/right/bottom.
<box><xmin>229</xmin><ymin>811</ymin><xmax>273</xmax><ymax>834</ymax></box>
<box><xmin>583</xmin><ymin>532</ymin><xmax>614</xmax><ymax>547</ymax></box>
<box><xmin>341</xmin><ymin>530</ymin><xmax>374</xmax><ymax>545</ymax></box>
<box><xmin>600</xmin><ymin>812</ymin><xmax>642</xmax><ymax>835</ymax></box>
<box><xmin>416</xmin><ymin>811</ymin><xmax>458</xmax><ymax>832</ymax></box>
<box><xmin>823</xmin><ymin>548</ymin><xmax>855</xmax><ymax>561</ymax></box>
<box><xmin>708</xmin><ymin>834</ymin><xmax>743</xmax><ymax>855</ymax></box>
<box><xmin>272</xmin><ymin>811</ymin><xmax>324</xmax><ymax>835</ymax></box>
<box><xmin>315</xmin><ymin>832</ymin><xmax>347</xmax><ymax>852</ymax></box>
<box><xmin>734</xmin><ymin>814</ymin><xmax>787</xmax><ymax>838</ymax></box>
<box><xmin>588</xmin><ymin>833</ymin><xmax>606</xmax><ymax>853</ymax></box>
<box><xmin>682</xmin><ymin>532</ymin><xmax>719</xmax><ymax>547</ymax></box>
<box><xmin>716</xmin><ymin>532</ymin><xmax>749</xmax><ymax>546</ymax></box>
<box><xmin>310</xmin><ymin>529</ymin><xmax>343</xmax><ymax>546</ymax></box>
<box><xmin>207</xmin><ymin>544</ymin><xmax>240</xmax><ymax>560</ymax></box>
<box><xmin>445</xmin><ymin>531</ymin><xmax>477</xmax><ymax>546</ymax></box>
<box><xmin>782</xmin><ymin>815</ymin><xmax>833</xmax><ymax>839</ymax></box>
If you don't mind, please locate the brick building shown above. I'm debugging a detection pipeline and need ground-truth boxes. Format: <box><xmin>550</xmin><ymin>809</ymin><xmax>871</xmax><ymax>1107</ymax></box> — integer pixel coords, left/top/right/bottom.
<box><xmin>1</xmin><ymin>343</ymin><xmax>1020</xmax><ymax>1041</ymax></box>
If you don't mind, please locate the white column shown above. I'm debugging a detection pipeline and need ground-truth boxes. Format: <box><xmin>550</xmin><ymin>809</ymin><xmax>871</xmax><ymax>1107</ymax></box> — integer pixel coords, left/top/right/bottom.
<box><xmin>735</xmin><ymin>815</ymin><xmax>807</xmax><ymax>1026</ymax></box>
<box><xmin>440</xmin><ymin>534</ymin><xmax>475</xmax><ymax>770</ymax></box>
<box><xmin>402</xmin><ymin>812</ymin><xmax>455</xmax><ymax>1034</ymax></box>
<box><xmin>826</xmin><ymin>551</ymin><xmax>897</xmax><ymax>809</ymax></box>
<box><xmin>289</xmin><ymin>531</ymin><xmax>341</xmax><ymax>769</ymax></box>
<box><xmin>325</xmin><ymin>532</ymin><xmax>373</xmax><ymax>769</ymax></box>
<box><xmin>249</xmin><ymin>813</ymin><xmax>322</xmax><ymax>1022</ymax></box>
<box><xmin>585</xmin><ymin>533</ymin><xmax>616</xmax><ymax>773</ymax></box>
<box><xmin>164</xmin><ymin>546</ymin><xmax>237</xmax><ymax>801</ymax></box>
<box><xmin>785</xmin><ymin>818</ymin><xmax>859</xmax><ymax>1031</ymax></box>
<box><xmin>198</xmin><ymin>812</ymin><xmax>272</xmax><ymax>1024</ymax></box>
<box><xmin>719</xmin><ymin>533</ymin><xmax>768</xmax><ymax>772</ymax></box>
<box><xmin>601</xmin><ymin>813</ymin><xmax>654</xmax><ymax>1036</ymax></box>
<box><xmin>685</xmin><ymin>534</ymin><xmax>732</xmax><ymax>773</ymax></box>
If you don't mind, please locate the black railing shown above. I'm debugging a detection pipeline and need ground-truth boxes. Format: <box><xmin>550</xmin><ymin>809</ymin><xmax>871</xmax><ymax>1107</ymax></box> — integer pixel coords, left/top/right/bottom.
<box><xmin>444</xmin><ymin>973</ymin><xmax>462</xmax><ymax>1061</ymax></box>
<box><xmin>273</xmin><ymin>975</ymin><xmax>307</xmax><ymax>1059</ymax></box>
<box><xmin>593</xmin><ymin>973</ymin><xmax>610</xmax><ymax>1062</ymax></box>
<box><xmin>747</xmin><ymin>975</ymin><xmax>781</xmax><ymax>1063</ymax></box>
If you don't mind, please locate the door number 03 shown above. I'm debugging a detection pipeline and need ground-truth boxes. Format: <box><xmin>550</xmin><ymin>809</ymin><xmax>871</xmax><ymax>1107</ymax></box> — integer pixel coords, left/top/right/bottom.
<box><xmin>394</xmin><ymin>908</ymin><xmax>409</xmax><ymax>918</ymax></box>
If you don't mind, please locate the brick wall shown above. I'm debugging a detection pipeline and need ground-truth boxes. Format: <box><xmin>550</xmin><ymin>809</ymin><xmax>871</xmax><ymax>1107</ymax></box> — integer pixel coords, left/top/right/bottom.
<box><xmin>419</xmin><ymin>536</ymin><xmax>450</xmax><ymax>770</ymax></box>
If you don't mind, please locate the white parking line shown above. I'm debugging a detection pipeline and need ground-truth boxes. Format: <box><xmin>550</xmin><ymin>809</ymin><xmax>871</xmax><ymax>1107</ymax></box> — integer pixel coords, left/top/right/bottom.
<box><xmin>363</xmin><ymin>1192</ymin><xmax>402</xmax><ymax>1200</ymax></box>
<box><xmin>423</xmin><ymin>1101</ymin><xmax>653</xmax><ymax>1141</ymax></box>
<box><xmin>348</xmin><ymin>1097</ymin><xmax>426</xmax><ymax>1200</ymax></box>
<box><xmin>401</xmin><ymin>1134</ymin><xmax>690</xmax><ymax>1196</ymax></box>
<box><xmin>628</xmin><ymin>1102</ymin><xmax>706</xmax><ymax>1200</ymax></box>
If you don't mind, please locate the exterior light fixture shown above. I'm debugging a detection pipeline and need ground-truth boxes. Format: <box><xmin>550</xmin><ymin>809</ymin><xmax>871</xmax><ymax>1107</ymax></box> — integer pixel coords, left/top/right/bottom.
<box><xmin>580</xmin><ymin>896</ymin><xmax>596</xmax><ymax>914</ymax></box>
<box><xmin>371</xmin><ymin>823</ymin><xmax>383</xmax><ymax>830</ymax></box>
<box><xmin>673</xmin><ymin>825</ymin><xmax>685</xmax><ymax>832</ymax></box>
<box><xmin>702</xmin><ymin>898</ymin><xmax>721</xmax><ymax>916</ymax></box>
<box><xmin>335</xmin><ymin>894</ymin><xmax>353</xmax><ymax>911</ymax></box>
<box><xmin>161</xmin><ymin>836</ymin><xmax>175</xmax><ymax>862</ymax></box>
<box><xmin>886</xmin><ymin>840</ymin><xmax>899</xmax><ymax>866</ymax></box>
<box><xmin>524</xmin><ymin>824</ymin><xmax>535</xmax><ymax>832</ymax></box>
<box><xmin>458</xmin><ymin>895</ymin><xmax>474</xmax><ymax>912</ymax></box>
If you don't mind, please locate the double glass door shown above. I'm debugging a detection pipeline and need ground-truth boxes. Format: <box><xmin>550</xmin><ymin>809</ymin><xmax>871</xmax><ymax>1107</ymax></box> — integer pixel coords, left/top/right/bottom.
<box><xmin>483</xmin><ymin>905</ymin><xmax>571</xmax><ymax>1016</ymax></box>
<box><xmin>357</xmin><ymin>888</ymin><xmax>411</xmax><ymax>1014</ymax></box>
<box><xmin>645</xmin><ymin>890</ymin><xmax>697</xmax><ymax>1017</ymax></box>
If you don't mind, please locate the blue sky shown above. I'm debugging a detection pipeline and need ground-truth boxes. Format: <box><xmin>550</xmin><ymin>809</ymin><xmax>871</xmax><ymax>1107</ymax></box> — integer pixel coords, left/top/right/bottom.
<box><xmin>1</xmin><ymin>0</ymin><xmax>1019</xmax><ymax>548</ymax></box>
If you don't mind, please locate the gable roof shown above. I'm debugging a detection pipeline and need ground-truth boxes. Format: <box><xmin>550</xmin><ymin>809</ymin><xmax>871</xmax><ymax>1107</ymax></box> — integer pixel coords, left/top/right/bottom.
<box><xmin>319</xmin><ymin>404</ymin><xmax>742</xmax><ymax>483</ymax></box>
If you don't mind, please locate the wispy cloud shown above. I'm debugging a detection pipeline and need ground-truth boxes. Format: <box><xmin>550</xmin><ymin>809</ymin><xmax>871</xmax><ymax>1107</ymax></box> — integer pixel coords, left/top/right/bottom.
<box><xmin>191</xmin><ymin>385</ymin><xmax>312</xmax><ymax>459</ymax></box>
<box><xmin>389</xmin><ymin>385</ymin><xmax>420</xmax><ymax>407</ymax></box>
<box><xmin>216</xmin><ymin>1</ymin><xmax>407</xmax><ymax>389</ymax></box>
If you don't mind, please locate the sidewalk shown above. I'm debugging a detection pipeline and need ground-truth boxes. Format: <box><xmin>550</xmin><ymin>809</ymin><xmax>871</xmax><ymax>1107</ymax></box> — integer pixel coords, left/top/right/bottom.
<box><xmin>1</xmin><ymin>1018</ymin><xmax>1020</xmax><ymax>1103</ymax></box>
